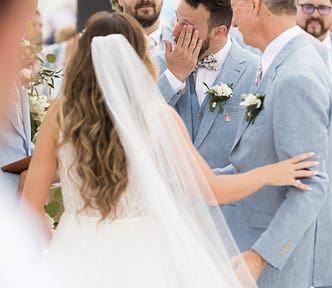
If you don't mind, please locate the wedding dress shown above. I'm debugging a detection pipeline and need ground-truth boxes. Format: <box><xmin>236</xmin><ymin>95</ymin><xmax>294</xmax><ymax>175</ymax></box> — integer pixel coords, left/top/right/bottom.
<box><xmin>45</xmin><ymin>34</ymin><xmax>256</xmax><ymax>288</ymax></box>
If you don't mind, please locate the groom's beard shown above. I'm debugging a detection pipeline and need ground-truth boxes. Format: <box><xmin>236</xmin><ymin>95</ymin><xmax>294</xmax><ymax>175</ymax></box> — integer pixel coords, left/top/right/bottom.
<box><xmin>124</xmin><ymin>0</ymin><xmax>162</xmax><ymax>28</ymax></box>
<box><xmin>173</xmin><ymin>35</ymin><xmax>210</xmax><ymax>60</ymax></box>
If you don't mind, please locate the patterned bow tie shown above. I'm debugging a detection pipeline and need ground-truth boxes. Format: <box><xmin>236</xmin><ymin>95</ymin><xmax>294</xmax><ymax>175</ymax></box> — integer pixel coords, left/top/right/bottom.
<box><xmin>195</xmin><ymin>54</ymin><xmax>218</xmax><ymax>71</ymax></box>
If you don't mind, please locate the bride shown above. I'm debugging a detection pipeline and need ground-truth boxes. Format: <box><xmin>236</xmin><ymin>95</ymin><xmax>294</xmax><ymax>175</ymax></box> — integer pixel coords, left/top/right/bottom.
<box><xmin>22</xmin><ymin>12</ymin><xmax>317</xmax><ymax>288</ymax></box>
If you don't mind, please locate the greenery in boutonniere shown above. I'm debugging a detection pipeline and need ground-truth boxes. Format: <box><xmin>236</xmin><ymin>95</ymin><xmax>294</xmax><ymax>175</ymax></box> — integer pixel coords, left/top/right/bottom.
<box><xmin>20</xmin><ymin>38</ymin><xmax>62</xmax><ymax>142</ymax></box>
<box><xmin>203</xmin><ymin>82</ymin><xmax>233</xmax><ymax>113</ymax></box>
<box><xmin>240</xmin><ymin>93</ymin><xmax>265</xmax><ymax>124</ymax></box>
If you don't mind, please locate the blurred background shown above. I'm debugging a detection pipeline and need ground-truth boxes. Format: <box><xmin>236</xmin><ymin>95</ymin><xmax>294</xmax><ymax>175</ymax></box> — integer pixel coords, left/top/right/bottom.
<box><xmin>38</xmin><ymin>0</ymin><xmax>179</xmax><ymax>45</ymax></box>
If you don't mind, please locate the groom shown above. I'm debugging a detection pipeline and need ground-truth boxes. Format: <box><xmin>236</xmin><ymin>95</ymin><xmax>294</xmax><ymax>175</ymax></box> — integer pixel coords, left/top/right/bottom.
<box><xmin>228</xmin><ymin>0</ymin><xmax>332</xmax><ymax>286</ymax></box>
<box><xmin>156</xmin><ymin>0</ymin><xmax>259</xmax><ymax>170</ymax></box>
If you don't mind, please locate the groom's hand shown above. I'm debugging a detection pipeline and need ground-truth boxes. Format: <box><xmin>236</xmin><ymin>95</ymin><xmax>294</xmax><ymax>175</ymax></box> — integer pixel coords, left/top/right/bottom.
<box><xmin>242</xmin><ymin>250</ymin><xmax>267</xmax><ymax>282</ymax></box>
<box><xmin>164</xmin><ymin>25</ymin><xmax>202</xmax><ymax>82</ymax></box>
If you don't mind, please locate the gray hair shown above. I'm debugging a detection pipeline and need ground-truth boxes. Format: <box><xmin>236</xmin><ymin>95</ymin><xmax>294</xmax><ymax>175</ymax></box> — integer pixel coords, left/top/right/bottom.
<box><xmin>263</xmin><ymin>0</ymin><xmax>296</xmax><ymax>15</ymax></box>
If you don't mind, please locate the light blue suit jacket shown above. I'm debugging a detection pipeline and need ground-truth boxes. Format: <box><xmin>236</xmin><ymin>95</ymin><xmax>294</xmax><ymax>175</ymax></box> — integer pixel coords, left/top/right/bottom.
<box><xmin>0</xmin><ymin>86</ymin><xmax>33</xmax><ymax>195</ymax></box>
<box><xmin>228</xmin><ymin>32</ymin><xmax>332</xmax><ymax>288</ymax></box>
<box><xmin>156</xmin><ymin>40</ymin><xmax>259</xmax><ymax>169</ymax></box>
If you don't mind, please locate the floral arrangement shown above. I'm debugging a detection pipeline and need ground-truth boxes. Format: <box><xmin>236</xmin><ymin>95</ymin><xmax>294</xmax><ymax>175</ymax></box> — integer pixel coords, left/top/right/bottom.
<box><xmin>203</xmin><ymin>82</ymin><xmax>233</xmax><ymax>113</ymax></box>
<box><xmin>21</xmin><ymin>34</ymin><xmax>63</xmax><ymax>226</ymax></box>
<box><xmin>20</xmin><ymin>38</ymin><xmax>62</xmax><ymax>141</ymax></box>
<box><xmin>240</xmin><ymin>93</ymin><xmax>265</xmax><ymax>124</ymax></box>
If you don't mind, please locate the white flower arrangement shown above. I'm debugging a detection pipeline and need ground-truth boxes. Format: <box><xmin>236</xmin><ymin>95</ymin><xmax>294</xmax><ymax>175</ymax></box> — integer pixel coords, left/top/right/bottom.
<box><xmin>20</xmin><ymin>37</ymin><xmax>62</xmax><ymax>141</ymax></box>
<box><xmin>30</xmin><ymin>95</ymin><xmax>50</xmax><ymax>122</ymax></box>
<box><xmin>29</xmin><ymin>95</ymin><xmax>50</xmax><ymax>141</ymax></box>
<box><xmin>240</xmin><ymin>93</ymin><xmax>265</xmax><ymax>124</ymax></box>
<box><xmin>204</xmin><ymin>82</ymin><xmax>233</xmax><ymax>113</ymax></box>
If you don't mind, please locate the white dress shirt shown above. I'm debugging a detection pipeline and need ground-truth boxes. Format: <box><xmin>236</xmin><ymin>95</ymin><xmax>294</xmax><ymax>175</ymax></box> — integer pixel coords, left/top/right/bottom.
<box><xmin>147</xmin><ymin>25</ymin><xmax>164</xmax><ymax>56</ymax></box>
<box><xmin>322</xmin><ymin>32</ymin><xmax>332</xmax><ymax>75</ymax></box>
<box><xmin>165</xmin><ymin>37</ymin><xmax>232</xmax><ymax>106</ymax></box>
<box><xmin>261</xmin><ymin>26</ymin><xmax>304</xmax><ymax>77</ymax></box>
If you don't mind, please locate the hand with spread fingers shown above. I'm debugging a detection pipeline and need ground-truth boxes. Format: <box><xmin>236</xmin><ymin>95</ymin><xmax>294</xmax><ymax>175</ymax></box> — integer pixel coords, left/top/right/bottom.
<box><xmin>164</xmin><ymin>25</ymin><xmax>202</xmax><ymax>82</ymax></box>
<box><xmin>263</xmin><ymin>152</ymin><xmax>319</xmax><ymax>190</ymax></box>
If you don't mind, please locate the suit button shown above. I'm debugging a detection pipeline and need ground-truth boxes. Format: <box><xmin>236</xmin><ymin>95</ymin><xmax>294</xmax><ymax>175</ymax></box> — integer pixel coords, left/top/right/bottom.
<box><xmin>197</xmin><ymin>113</ymin><xmax>203</xmax><ymax>119</ymax></box>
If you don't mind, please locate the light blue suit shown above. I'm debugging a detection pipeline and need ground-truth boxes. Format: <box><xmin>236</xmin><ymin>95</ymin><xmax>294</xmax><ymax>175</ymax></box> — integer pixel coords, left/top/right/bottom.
<box><xmin>228</xmin><ymin>32</ymin><xmax>332</xmax><ymax>288</ymax></box>
<box><xmin>0</xmin><ymin>86</ymin><xmax>33</xmax><ymax>196</ymax></box>
<box><xmin>156</xmin><ymin>40</ymin><xmax>259</xmax><ymax>169</ymax></box>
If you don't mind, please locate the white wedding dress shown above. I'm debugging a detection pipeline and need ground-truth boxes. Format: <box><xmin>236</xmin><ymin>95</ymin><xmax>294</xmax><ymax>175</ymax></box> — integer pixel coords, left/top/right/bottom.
<box><xmin>44</xmin><ymin>34</ymin><xmax>256</xmax><ymax>288</ymax></box>
<box><xmin>45</xmin><ymin>144</ymin><xmax>182</xmax><ymax>288</ymax></box>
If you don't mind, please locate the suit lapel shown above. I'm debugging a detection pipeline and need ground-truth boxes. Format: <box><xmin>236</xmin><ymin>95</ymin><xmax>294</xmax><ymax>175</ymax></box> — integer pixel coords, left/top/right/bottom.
<box><xmin>194</xmin><ymin>43</ymin><xmax>247</xmax><ymax>149</ymax></box>
<box><xmin>20</xmin><ymin>87</ymin><xmax>31</xmax><ymax>146</ymax></box>
<box><xmin>230</xmin><ymin>33</ymin><xmax>311</xmax><ymax>152</ymax></box>
<box><xmin>6</xmin><ymin>87</ymin><xmax>28</xmax><ymax>141</ymax></box>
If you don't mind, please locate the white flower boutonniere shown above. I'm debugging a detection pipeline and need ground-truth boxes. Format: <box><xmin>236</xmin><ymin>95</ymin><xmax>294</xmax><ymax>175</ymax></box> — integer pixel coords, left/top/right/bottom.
<box><xmin>203</xmin><ymin>82</ymin><xmax>233</xmax><ymax>113</ymax></box>
<box><xmin>240</xmin><ymin>93</ymin><xmax>265</xmax><ymax>124</ymax></box>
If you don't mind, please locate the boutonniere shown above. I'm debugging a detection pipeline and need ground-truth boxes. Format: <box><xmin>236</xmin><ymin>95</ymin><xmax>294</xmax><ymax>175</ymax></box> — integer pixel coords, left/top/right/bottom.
<box><xmin>203</xmin><ymin>82</ymin><xmax>233</xmax><ymax>113</ymax></box>
<box><xmin>240</xmin><ymin>93</ymin><xmax>265</xmax><ymax>124</ymax></box>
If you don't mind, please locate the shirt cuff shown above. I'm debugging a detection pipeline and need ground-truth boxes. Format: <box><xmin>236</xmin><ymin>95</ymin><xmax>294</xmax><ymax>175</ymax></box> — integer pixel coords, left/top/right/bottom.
<box><xmin>164</xmin><ymin>69</ymin><xmax>186</xmax><ymax>94</ymax></box>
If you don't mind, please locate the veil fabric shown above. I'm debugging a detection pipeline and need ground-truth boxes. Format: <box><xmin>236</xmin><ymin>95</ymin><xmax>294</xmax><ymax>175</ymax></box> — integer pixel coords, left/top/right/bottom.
<box><xmin>91</xmin><ymin>34</ymin><xmax>256</xmax><ymax>288</ymax></box>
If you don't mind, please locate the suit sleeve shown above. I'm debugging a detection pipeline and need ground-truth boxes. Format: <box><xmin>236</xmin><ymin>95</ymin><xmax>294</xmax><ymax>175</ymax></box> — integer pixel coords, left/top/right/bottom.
<box><xmin>158</xmin><ymin>71</ymin><xmax>186</xmax><ymax>107</ymax></box>
<box><xmin>213</xmin><ymin>164</ymin><xmax>235</xmax><ymax>176</ymax></box>
<box><xmin>251</xmin><ymin>72</ymin><xmax>331</xmax><ymax>270</ymax></box>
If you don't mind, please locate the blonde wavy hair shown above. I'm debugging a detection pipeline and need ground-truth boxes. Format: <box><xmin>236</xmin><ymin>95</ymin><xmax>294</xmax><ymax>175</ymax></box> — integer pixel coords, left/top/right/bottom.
<box><xmin>57</xmin><ymin>12</ymin><xmax>158</xmax><ymax>220</ymax></box>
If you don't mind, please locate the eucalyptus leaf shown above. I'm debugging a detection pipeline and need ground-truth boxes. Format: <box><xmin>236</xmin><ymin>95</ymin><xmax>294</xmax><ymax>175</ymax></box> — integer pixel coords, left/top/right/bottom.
<box><xmin>54</xmin><ymin>187</ymin><xmax>63</xmax><ymax>200</ymax></box>
<box><xmin>46</xmin><ymin>53</ymin><xmax>57</xmax><ymax>64</ymax></box>
<box><xmin>45</xmin><ymin>201</ymin><xmax>61</xmax><ymax>218</ymax></box>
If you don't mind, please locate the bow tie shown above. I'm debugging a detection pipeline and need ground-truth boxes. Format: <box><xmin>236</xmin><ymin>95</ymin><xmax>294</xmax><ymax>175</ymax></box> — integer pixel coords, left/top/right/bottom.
<box><xmin>195</xmin><ymin>54</ymin><xmax>218</xmax><ymax>71</ymax></box>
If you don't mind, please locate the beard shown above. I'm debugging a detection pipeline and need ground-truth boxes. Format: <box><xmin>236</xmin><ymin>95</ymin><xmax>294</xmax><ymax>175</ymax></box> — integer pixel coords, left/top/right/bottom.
<box><xmin>125</xmin><ymin>0</ymin><xmax>162</xmax><ymax>28</ymax></box>
<box><xmin>303</xmin><ymin>17</ymin><xmax>328</xmax><ymax>38</ymax></box>
<box><xmin>173</xmin><ymin>35</ymin><xmax>210</xmax><ymax>59</ymax></box>
<box><xmin>198</xmin><ymin>37</ymin><xmax>210</xmax><ymax>59</ymax></box>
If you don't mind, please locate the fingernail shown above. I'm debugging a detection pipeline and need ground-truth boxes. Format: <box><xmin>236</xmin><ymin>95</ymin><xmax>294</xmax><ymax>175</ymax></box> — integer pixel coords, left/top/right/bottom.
<box><xmin>310</xmin><ymin>152</ymin><xmax>315</xmax><ymax>156</ymax></box>
<box><xmin>314</xmin><ymin>161</ymin><xmax>319</xmax><ymax>165</ymax></box>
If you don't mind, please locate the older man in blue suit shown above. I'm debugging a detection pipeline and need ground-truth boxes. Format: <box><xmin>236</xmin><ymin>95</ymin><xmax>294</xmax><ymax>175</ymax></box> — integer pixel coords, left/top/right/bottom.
<box><xmin>229</xmin><ymin>0</ymin><xmax>332</xmax><ymax>286</ymax></box>
<box><xmin>156</xmin><ymin>0</ymin><xmax>259</xmax><ymax>170</ymax></box>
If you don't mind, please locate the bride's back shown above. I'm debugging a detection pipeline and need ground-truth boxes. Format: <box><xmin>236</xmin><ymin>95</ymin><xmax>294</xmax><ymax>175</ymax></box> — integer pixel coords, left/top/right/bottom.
<box><xmin>56</xmin><ymin>12</ymin><xmax>156</xmax><ymax>221</ymax></box>
<box><xmin>58</xmin><ymin>142</ymin><xmax>148</xmax><ymax>220</ymax></box>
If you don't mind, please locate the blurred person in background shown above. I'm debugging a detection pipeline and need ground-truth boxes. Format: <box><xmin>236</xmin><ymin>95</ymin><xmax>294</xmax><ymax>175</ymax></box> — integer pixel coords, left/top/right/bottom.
<box><xmin>296</xmin><ymin>0</ymin><xmax>332</xmax><ymax>74</ymax></box>
<box><xmin>0</xmin><ymin>1</ymin><xmax>47</xmax><ymax>288</ymax></box>
<box><xmin>110</xmin><ymin>0</ymin><xmax>173</xmax><ymax>56</ymax></box>
<box><xmin>55</xmin><ymin>25</ymin><xmax>77</xmax><ymax>43</ymax></box>
<box><xmin>0</xmin><ymin>0</ymin><xmax>37</xmax><ymax>197</ymax></box>
<box><xmin>29</xmin><ymin>9</ymin><xmax>43</xmax><ymax>45</ymax></box>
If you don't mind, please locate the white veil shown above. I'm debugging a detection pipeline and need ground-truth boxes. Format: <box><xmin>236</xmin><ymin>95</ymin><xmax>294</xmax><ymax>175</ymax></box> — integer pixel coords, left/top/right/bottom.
<box><xmin>91</xmin><ymin>34</ymin><xmax>256</xmax><ymax>288</ymax></box>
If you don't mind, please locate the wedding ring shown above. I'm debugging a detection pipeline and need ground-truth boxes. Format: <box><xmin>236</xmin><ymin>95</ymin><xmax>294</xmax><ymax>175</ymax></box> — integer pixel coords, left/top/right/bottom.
<box><xmin>296</xmin><ymin>180</ymin><xmax>301</xmax><ymax>184</ymax></box>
